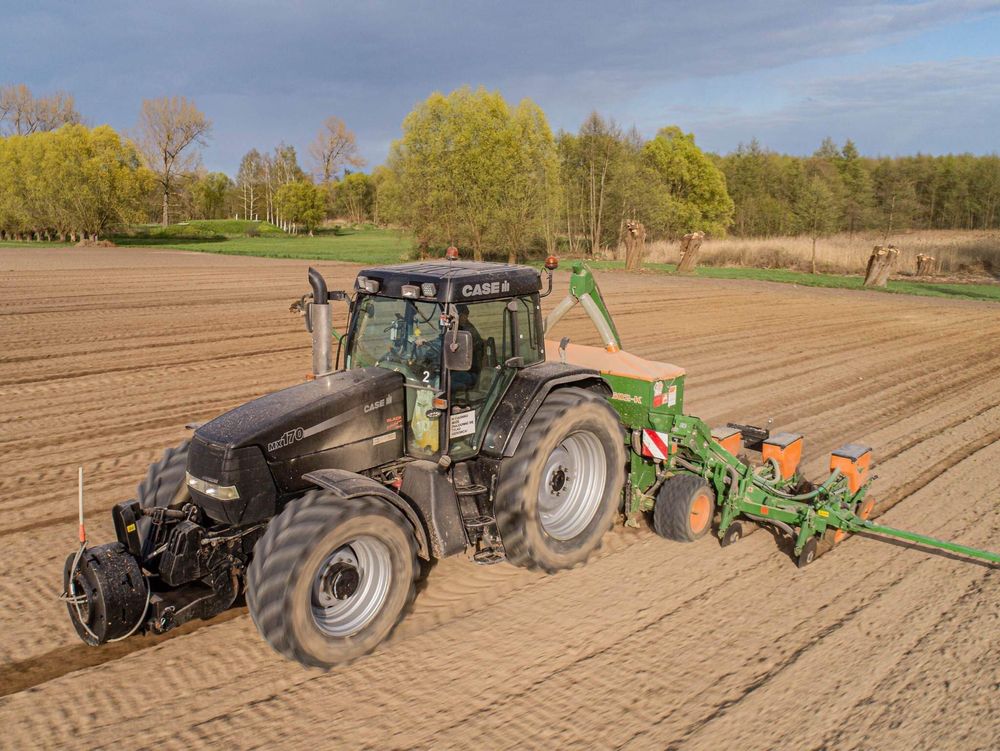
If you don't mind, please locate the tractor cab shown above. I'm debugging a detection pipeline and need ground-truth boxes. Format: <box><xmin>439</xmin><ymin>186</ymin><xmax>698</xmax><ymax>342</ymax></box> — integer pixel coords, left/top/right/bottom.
<box><xmin>344</xmin><ymin>261</ymin><xmax>546</xmax><ymax>460</ymax></box>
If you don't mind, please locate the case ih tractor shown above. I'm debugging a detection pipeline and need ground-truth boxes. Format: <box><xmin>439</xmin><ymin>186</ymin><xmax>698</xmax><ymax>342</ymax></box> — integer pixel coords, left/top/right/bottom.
<box><xmin>63</xmin><ymin>256</ymin><xmax>999</xmax><ymax>668</ymax></box>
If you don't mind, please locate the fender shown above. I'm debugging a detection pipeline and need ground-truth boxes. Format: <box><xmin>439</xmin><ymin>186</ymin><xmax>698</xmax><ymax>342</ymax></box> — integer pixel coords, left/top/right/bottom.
<box><xmin>303</xmin><ymin>469</ymin><xmax>431</xmax><ymax>560</ymax></box>
<box><xmin>480</xmin><ymin>362</ymin><xmax>611</xmax><ymax>459</ymax></box>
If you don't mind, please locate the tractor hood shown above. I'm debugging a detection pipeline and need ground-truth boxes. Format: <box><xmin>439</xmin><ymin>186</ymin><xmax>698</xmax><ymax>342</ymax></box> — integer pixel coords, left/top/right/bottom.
<box><xmin>188</xmin><ymin>367</ymin><xmax>405</xmax><ymax>524</ymax></box>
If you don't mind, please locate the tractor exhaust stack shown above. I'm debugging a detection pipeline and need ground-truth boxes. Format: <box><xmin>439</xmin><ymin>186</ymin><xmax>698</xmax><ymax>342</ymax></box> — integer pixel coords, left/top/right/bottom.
<box><xmin>308</xmin><ymin>267</ymin><xmax>333</xmax><ymax>377</ymax></box>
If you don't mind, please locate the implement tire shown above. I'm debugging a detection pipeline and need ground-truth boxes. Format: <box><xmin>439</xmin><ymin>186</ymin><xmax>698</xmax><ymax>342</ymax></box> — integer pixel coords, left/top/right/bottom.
<box><xmin>135</xmin><ymin>440</ymin><xmax>190</xmax><ymax>550</ymax></box>
<box><xmin>495</xmin><ymin>388</ymin><xmax>625</xmax><ymax>573</ymax></box>
<box><xmin>653</xmin><ymin>474</ymin><xmax>715</xmax><ymax>542</ymax></box>
<box><xmin>246</xmin><ymin>491</ymin><xmax>417</xmax><ymax>668</ymax></box>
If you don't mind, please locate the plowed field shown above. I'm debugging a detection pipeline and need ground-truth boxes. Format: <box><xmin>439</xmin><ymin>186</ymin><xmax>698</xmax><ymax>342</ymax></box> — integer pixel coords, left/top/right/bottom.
<box><xmin>1</xmin><ymin>247</ymin><xmax>997</xmax><ymax>750</ymax></box>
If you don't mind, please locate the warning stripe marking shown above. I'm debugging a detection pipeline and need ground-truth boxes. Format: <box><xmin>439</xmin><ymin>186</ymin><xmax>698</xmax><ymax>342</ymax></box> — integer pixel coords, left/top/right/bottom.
<box><xmin>642</xmin><ymin>429</ymin><xmax>672</xmax><ymax>460</ymax></box>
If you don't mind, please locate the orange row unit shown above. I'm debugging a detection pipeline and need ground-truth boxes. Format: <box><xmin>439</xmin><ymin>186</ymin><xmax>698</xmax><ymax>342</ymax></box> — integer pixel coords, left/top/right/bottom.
<box><xmin>711</xmin><ymin>426</ymin><xmax>743</xmax><ymax>457</ymax></box>
<box><xmin>761</xmin><ymin>432</ymin><xmax>803</xmax><ymax>480</ymax></box>
<box><xmin>829</xmin><ymin>443</ymin><xmax>873</xmax><ymax>494</ymax></box>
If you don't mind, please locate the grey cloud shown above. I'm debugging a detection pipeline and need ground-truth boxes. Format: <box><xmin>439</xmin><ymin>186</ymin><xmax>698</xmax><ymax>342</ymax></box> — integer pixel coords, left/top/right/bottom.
<box><xmin>2</xmin><ymin>1</ymin><xmax>997</xmax><ymax>170</ymax></box>
<box><xmin>685</xmin><ymin>57</ymin><xmax>1000</xmax><ymax>154</ymax></box>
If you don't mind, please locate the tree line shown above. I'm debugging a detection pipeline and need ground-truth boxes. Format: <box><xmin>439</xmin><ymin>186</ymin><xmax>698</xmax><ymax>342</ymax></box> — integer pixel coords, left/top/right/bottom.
<box><xmin>2</xmin><ymin>82</ymin><xmax>998</xmax><ymax>255</ymax></box>
<box><xmin>719</xmin><ymin>138</ymin><xmax>1000</xmax><ymax>240</ymax></box>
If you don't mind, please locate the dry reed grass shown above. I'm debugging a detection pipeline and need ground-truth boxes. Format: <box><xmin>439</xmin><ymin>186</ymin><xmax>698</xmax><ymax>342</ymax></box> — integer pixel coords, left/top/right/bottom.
<box><xmin>615</xmin><ymin>230</ymin><xmax>1000</xmax><ymax>277</ymax></box>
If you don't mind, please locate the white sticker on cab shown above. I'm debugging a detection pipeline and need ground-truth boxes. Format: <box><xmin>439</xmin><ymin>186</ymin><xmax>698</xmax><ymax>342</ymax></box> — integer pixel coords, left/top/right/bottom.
<box><xmin>449</xmin><ymin>410</ymin><xmax>476</xmax><ymax>438</ymax></box>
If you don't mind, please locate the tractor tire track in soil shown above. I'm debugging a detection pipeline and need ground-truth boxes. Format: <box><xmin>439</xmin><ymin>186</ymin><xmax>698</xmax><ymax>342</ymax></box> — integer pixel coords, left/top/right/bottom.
<box><xmin>0</xmin><ymin>247</ymin><xmax>997</xmax><ymax>750</ymax></box>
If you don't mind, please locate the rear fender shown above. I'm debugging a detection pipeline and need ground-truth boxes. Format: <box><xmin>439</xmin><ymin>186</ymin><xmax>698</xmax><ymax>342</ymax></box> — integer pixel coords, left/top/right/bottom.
<box><xmin>302</xmin><ymin>469</ymin><xmax>430</xmax><ymax>560</ymax></box>
<box><xmin>480</xmin><ymin>362</ymin><xmax>611</xmax><ymax>459</ymax></box>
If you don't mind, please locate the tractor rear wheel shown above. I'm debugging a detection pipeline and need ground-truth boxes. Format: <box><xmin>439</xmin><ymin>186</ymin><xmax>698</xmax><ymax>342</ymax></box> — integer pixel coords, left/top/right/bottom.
<box><xmin>246</xmin><ymin>492</ymin><xmax>418</xmax><ymax>668</ymax></box>
<box><xmin>495</xmin><ymin>388</ymin><xmax>625</xmax><ymax>573</ymax></box>
<box><xmin>135</xmin><ymin>440</ymin><xmax>191</xmax><ymax>550</ymax></box>
<box><xmin>654</xmin><ymin>474</ymin><xmax>716</xmax><ymax>542</ymax></box>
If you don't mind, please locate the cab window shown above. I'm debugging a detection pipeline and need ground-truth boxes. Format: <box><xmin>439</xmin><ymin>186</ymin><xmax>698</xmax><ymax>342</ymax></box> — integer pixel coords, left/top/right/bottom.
<box><xmin>347</xmin><ymin>295</ymin><xmax>444</xmax><ymax>457</ymax></box>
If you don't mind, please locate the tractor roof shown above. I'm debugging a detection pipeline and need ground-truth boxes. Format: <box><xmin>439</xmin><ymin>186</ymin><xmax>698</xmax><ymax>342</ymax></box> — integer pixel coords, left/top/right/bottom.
<box><xmin>355</xmin><ymin>261</ymin><xmax>542</xmax><ymax>303</ymax></box>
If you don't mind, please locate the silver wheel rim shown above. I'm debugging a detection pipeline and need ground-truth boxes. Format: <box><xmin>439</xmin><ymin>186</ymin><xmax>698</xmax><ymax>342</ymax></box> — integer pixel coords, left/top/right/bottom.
<box><xmin>311</xmin><ymin>536</ymin><xmax>392</xmax><ymax>637</ymax></box>
<box><xmin>537</xmin><ymin>431</ymin><xmax>607</xmax><ymax>540</ymax></box>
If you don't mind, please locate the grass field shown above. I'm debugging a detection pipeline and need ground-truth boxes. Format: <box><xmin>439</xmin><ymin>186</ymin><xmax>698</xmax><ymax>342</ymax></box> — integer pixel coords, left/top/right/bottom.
<box><xmin>114</xmin><ymin>225</ymin><xmax>411</xmax><ymax>265</ymax></box>
<box><xmin>0</xmin><ymin>221</ymin><xmax>412</xmax><ymax>266</ymax></box>
<box><xmin>3</xmin><ymin>222</ymin><xmax>997</xmax><ymax>301</ymax></box>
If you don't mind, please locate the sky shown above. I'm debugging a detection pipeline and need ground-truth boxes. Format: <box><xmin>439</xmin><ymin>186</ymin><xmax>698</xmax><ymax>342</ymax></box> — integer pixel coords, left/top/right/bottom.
<box><xmin>2</xmin><ymin>0</ymin><xmax>999</xmax><ymax>176</ymax></box>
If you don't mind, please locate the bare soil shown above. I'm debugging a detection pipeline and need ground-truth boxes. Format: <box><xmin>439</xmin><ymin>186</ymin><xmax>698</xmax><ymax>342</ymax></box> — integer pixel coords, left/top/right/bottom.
<box><xmin>0</xmin><ymin>247</ymin><xmax>997</xmax><ymax>750</ymax></box>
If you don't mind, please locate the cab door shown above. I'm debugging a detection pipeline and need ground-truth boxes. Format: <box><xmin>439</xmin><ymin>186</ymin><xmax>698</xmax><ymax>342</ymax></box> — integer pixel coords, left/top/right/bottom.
<box><xmin>446</xmin><ymin>295</ymin><xmax>543</xmax><ymax>459</ymax></box>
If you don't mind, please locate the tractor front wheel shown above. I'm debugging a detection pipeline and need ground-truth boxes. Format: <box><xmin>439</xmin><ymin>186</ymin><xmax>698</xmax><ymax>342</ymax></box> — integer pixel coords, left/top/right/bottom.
<box><xmin>653</xmin><ymin>474</ymin><xmax>716</xmax><ymax>542</ymax></box>
<box><xmin>495</xmin><ymin>388</ymin><xmax>625</xmax><ymax>573</ymax></box>
<box><xmin>135</xmin><ymin>440</ymin><xmax>191</xmax><ymax>553</ymax></box>
<box><xmin>246</xmin><ymin>492</ymin><xmax>418</xmax><ymax>668</ymax></box>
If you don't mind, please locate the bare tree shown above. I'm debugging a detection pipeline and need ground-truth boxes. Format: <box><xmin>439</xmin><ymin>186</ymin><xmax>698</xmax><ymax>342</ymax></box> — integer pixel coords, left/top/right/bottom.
<box><xmin>135</xmin><ymin>96</ymin><xmax>212</xmax><ymax>225</ymax></box>
<box><xmin>0</xmin><ymin>84</ymin><xmax>81</xmax><ymax>135</ymax></box>
<box><xmin>237</xmin><ymin>149</ymin><xmax>264</xmax><ymax>221</ymax></box>
<box><xmin>309</xmin><ymin>116</ymin><xmax>365</xmax><ymax>183</ymax></box>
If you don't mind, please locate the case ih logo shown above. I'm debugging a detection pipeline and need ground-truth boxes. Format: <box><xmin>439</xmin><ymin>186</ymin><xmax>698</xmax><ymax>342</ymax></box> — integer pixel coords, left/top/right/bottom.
<box><xmin>364</xmin><ymin>394</ymin><xmax>393</xmax><ymax>413</ymax></box>
<box><xmin>267</xmin><ymin>427</ymin><xmax>304</xmax><ymax>452</ymax></box>
<box><xmin>461</xmin><ymin>280</ymin><xmax>510</xmax><ymax>297</ymax></box>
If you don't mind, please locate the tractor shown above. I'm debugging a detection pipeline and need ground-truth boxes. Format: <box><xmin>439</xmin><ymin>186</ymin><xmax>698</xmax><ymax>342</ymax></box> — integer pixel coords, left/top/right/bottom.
<box><xmin>63</xmin><ymin>255</ymin><xmax>999</xmax><ymax>668</ymax></box>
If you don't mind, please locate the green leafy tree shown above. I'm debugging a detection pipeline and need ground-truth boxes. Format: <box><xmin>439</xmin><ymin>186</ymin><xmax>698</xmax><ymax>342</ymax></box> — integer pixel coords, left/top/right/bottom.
<box><xmin>795</xmin><ymin>169</ymin><xmax>840</xmax><ymax>273</ymax></box>
<box><xmin>369</xmin><ymin>164</ymin><xmax>396</xmax><ymax>226</ymax></box>
<box><xmin>495</xmin><ymin>99</ymin><xmax>560</xmax><ymax>262</ymax></box>
<box><xmin>0</xmin><ymin>124</ymin><xmax>152</xmax><ymax>239</ymax></box>
<box><xmin>330</xmin><ymin>172</ymin><xmax>374</xmax><ymax>224</ymax></box>
<box><xmin>641</xmin><ymin>126</ymin><xmax>734</xmax><ymax>238</ymax></box>
<box><xmin>836</xmin><ymin>139</ymin><xmax>874</xmax><ymax>236</ymax></box>
<box><xmin>194</xmin><ymin>172</ymin><xmax>232</xmax><ymax>219</ymax></box>
<box><xmin>276</xmin><ymin>180</ymin><xmax>325</xmax><ymax>234</ymax></box>
<box><xmin>386</xmin><ymin>86</ymin><xmax>558</xmax><ymax>262</ymax></box>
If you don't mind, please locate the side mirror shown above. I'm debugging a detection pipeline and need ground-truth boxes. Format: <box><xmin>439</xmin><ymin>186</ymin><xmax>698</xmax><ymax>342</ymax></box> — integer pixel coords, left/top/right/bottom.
<box><xmin>445</xmin><ymin>330</ymin><xmax>473</xmax><ymax>372</ymax></box>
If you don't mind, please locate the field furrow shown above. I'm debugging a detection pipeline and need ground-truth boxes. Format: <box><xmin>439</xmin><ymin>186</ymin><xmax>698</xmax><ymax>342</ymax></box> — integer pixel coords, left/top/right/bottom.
<box><xmin>0</xmin><ymin>247</ymin><xmax>997</xmax><ymax>750</ymax></box>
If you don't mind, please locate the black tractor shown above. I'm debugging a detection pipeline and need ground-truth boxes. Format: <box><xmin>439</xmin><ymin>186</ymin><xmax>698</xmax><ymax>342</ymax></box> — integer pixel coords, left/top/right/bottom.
<box><xmin>63</xmin><ymin>258</ymin><xmax>625</xmax><ymax>667</ymax></box>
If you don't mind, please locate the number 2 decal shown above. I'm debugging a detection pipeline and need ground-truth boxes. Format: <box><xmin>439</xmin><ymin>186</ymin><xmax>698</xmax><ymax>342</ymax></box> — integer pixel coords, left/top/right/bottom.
<box><xmin>422</xmin><ymin>370</ymin><xmax>430</xmax><ymax>384</ymax></box>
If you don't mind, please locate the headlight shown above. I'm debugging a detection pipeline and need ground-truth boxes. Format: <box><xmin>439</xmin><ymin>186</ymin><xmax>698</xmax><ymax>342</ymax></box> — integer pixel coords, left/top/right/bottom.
<box><xmin>185</xmin><ymin>472</ymin><xmax>241</xmax><ymax>501</ymax></box>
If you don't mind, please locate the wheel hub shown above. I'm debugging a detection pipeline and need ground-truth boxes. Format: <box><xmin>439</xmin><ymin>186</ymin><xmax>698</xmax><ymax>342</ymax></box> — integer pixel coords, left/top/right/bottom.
<box><xmin>548</xmin><ymin>465</ymin><xmax>569</xmax><ymax>495</ymax></box>
<box><xmin>311</xmin><ymin>538</ymin><xmax>393</xmax><ymax>637</ymax></box>
<box><xmin>323</xmin><ymin>562</ymin><xmax>361</xmax><ymax>600</ymax></box>
<box><xmin>537</xmin><ymin>432</ymin><xmax>608</xmax><ymax>540</ymax></box>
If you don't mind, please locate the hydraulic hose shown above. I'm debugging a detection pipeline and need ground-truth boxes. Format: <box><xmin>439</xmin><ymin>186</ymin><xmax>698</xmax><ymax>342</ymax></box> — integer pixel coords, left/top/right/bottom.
<box><xmin>752</xmin><ymin>468</ymin><xmax>843</xmax><ymax>501</ymax></box>
<box><xmin>743</xmin><ymin>513</ymin><xmax>797</xmax><ymax>539</ymax></box>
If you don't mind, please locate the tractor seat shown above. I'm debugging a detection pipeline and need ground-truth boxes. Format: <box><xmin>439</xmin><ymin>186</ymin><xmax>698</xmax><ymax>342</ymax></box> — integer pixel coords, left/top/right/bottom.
<box><xmin>544</xmin><ymin>340</ymin><xmax>684</xmax><ymax>382</ymax></box>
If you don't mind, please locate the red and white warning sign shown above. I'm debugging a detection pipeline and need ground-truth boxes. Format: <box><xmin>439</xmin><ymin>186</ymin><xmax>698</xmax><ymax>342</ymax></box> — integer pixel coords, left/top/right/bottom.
<box><xmin>641</xmin><ymin>429</ymin><xmax>673</xmax><ymax>460</ymax></box>
<box><xmin>652</xmin><ymin>381</ymin><xmax>677</xmax><ymax>408</ymax></box>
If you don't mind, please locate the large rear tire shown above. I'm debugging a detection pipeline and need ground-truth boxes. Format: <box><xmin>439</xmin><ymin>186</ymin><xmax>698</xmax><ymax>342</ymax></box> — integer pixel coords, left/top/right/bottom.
<box><xmin>246</xmin><ymin>492</ymin><xmax>418</xmax><ymax>668</ymax></box>
<box><xmin>135</xmin><ymin>440</ymin><xmax>191</xmax><ymax>550</ymax></box>
<box><xmin>495</xmin><ymin>388</ymin><xmax>625</xmax><ymax>573</ymax></box>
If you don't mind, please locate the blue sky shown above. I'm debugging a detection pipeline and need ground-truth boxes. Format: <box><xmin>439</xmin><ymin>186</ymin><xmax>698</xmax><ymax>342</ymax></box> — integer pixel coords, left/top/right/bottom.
<box><xmin>2</xmin><ymin>1</ymin><xmax>998</xmax><ymax>176</ymax></box>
